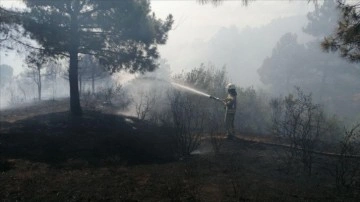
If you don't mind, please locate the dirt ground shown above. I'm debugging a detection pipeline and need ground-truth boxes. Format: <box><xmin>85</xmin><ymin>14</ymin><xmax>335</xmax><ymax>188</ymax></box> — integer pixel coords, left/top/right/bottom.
<box><xmin>0</xmin><ymin>100</ymin><xmax>356</xmax><ymax>201</ymax></box>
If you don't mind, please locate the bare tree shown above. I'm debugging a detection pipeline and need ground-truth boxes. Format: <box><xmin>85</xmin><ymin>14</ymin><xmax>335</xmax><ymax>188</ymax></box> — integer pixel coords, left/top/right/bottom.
<box><xmin>2</xmin><ymin>73</ymin><xmax>32</xmax><ymax>106</ymax></box>
<box><xmin>335</xmin><ymin>124</ymin><xmax>360</xmax><ymax>194</ymax></box>
<box><xmin>168</xmin><ymin>91</ymin><xmax>206</xmax><ymax>157</ymax></box>
<box><xmin>25</xmin><ymin>51</ymin><xmax>51</xmax><ymax>101</ymax></box>
<box><xmin>5</xmin><ymin>78</ymin><xmax>22</xmax><ymax>105</ymax></box>
<box><xmin>101</xmin><ymin>83</ymin><xmax>132</xmax><ymax>109</ymax></box>
<box><xmin>78</xmin><ymin>55</ymin><xmax>109</xmax><ymax>95</ymax></box>
<box><xmin>44</xmin><ymin>60</ymin><xmax>62</xmax><ymax>100</ymax></box>
<box><xmin>134</xmin><ymin>90</ymin><xmax>156</xmax><ymax>121</ymax></box>
<box><xmin>208</xmin><ymin>111</ymin><xmax>225</xmax><ymax>154</ymax></box>
<box><xmin>270</xmin><ymin>87</ymin><xmax>326</xmax><ymax>175</ymax></box>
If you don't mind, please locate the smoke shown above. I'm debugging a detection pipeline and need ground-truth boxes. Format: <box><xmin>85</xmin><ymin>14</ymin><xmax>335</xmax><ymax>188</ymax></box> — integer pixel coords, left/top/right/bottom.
<box><xmin>118</xmin><ymin>62</ymin><xmax>214</xmax><ymax>119</ymax></box>
<box><xmin>0</xmin><ymin>74</ymin><xmax>70</xmax><ymax>110</ymax></box>
<box><xmin>117</xmin><ymin>63</ymin><xmax>173</xmax><ymax>118</ymax></box>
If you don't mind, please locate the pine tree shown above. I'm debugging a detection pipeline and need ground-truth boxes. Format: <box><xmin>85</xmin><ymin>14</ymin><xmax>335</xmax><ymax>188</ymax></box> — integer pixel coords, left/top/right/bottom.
<box><xmin>4</xmin><ymin>0</ymin><xmax>173</xmax><ymax>115</ymax></box>
<box><xmin>322</xmin><ymin>1</ymin><xmax>360</xmax><ymax>63</ymax></box>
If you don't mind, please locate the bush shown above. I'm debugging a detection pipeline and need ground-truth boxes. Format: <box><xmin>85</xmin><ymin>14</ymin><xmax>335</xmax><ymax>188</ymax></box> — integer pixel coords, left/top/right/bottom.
<box><xmin>335</xmin><ymin>124</ymin><xmax>360</xmax><ymax>195</ymax></box>
<box><xmin>168</xmin><ymin>91</ymin><xmax>205</xmax><ymax>157</ymax></box>
<box><xmin>270</xmin><ymin>87</ymin><xmax>327</xmax><ymax>175</ymax></box>
<box><xmin>86</xmin><ymin>83</ymin><xmax>132</xmax><ymax>110</ymax></box>
<box><xmin>162</xmin><ymin>64</ymin><xmax>274</xmax><ymax>154</ymax></box>
<box><xmin>134</xmin><ymin>90</ymin><xmax>157</xmax><ymax>121</ymax></box>
<box><xmin>236</xmin><ymin>87</ymin><xmax>271</xmax><ymax>134</ymax></box>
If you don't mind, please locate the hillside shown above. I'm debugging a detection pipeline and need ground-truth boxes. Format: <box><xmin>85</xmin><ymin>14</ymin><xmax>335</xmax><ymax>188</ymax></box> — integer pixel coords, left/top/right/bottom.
<box><xmin>0</xmin><ymin>100</ymin><xmax>354</xmax><ymax>201</ymax></box>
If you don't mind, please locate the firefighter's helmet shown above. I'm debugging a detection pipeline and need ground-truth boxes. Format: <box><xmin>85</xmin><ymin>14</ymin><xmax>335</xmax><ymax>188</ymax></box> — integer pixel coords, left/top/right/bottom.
<box><xmin>226</xmin><ymin>83</ymin><xmax>236</xmax><ymax>90</ymax></box>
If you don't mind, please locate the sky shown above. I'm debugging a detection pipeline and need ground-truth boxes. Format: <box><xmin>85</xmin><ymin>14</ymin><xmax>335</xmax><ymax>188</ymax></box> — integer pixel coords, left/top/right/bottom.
<box><xmin>0</xmin><ymin>0</ymin><xmax>316</xmax><ymax>86</ymax></box>
<box><xmin>150</xmin><ymin>0</ymin><xmax>315</xmax><ymax>86</ymax></box>
<box><xmin>151</xmin><ymin>0</ymin><xmax>313</xmax><ymax>41</ymax></box>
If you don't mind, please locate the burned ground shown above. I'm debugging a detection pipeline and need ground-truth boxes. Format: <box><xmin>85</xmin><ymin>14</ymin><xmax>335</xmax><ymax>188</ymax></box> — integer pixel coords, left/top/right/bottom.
<box><xmin>0</xmin><ymin>100</ymin><xmax>356</xmax><ymax>201</ymax></box>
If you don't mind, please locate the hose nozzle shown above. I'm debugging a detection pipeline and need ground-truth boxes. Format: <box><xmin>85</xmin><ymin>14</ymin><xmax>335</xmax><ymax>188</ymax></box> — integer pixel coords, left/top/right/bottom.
<box><xmin>209</xmin><ymin>95</ymin><xmax>220</xmax><ymax>101</ymax></box>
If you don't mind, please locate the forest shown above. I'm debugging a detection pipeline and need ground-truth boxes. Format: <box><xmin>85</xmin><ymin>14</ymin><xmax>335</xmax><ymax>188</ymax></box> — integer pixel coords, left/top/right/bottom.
<box><xmin>1</xmin><ymin>0</ymin><xmax>360</xmax><ymax>201</ymax></box>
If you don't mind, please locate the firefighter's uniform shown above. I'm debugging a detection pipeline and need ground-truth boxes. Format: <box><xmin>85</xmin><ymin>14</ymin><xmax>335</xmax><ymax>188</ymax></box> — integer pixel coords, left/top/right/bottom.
<box><xmin>224</xmin><ymin>85</ymin><xmax>237</xmax><ymax>139</ymax></box>
<box><xmin>224</xmin><ymin>94</ymin><xmax>236</xmax><ymax>138</ymax></box>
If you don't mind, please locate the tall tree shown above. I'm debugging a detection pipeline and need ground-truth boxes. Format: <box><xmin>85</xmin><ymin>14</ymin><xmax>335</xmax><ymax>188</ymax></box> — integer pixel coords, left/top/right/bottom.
<box><xmin>302</xmin><ymin>0</ymin><xmax>342</xmax><ymax>101</ymax></box>
<box><xmin>303</xmin><ymin>0</ymin><xmax>339</xmax><ymax>38</ymax></box>
<box><xmin>13</xmin><ymin>0</ymin><xmax>173</xmax><ymax>115</ymax></box>
<box><xmin>25</xmin><ymin>50</ymin><xmax>51</xmax><ymax>101</ymax></box>
<box><xmin>78</xmin><ymin>55</ymin><xmax>109</xmax><ymax>95</ymax></box>
<box><xmin>258</xmin><ymin>33</ymin><xmax>308</xmax><ymax>95</ymax></box>
<box><xmin>320</xmin><ymin>0</ymin><xmax>360</xmax><ymax>119</ymax></box>
<box><xmin>322</xmin><ymin>1</ymin><xmax>360</xmax><ymax>63</ymax></box>
<box><xmin>258</xmin><ymin>0</ymin><xmax>360</xmax><ymax>118</ymax></box>
<box><xmin>44</xmin><ymin>60</ymin><xmax>62</xmax><ymax>100</ymax></box>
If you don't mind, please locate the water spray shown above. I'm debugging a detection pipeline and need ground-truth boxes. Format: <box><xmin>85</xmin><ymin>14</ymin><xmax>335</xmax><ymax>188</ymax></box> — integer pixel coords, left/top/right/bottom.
<box><xmin>171</xmin><ymin>82</ymin><xmax>223</xmax><ymax>103</ymax></box>
<box><xmin>170</xmin><ymin>82</ymin><xmax>210</xmax><ymax>97</ymax></box>
<box><xmin>134</xmin><ymin>76</ymin><xmax>222</xmax><ymax>103</ymax></box>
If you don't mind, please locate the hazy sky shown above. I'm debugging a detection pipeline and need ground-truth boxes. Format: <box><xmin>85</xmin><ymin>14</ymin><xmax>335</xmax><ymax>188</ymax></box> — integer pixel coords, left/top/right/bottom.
<box><xmin>151</xmin><ymin>0</ymin><xmax>315</xmax><ymax>86</ymax></box>
<box><xmin>0</xmin><ymin>0</ymin><xmax>315</xmax><ymax>86</ymax></box>
<box><xmin>152</xmin><ymin>0</ymin><xmax>313</xmax><ymax>40</ymax></box>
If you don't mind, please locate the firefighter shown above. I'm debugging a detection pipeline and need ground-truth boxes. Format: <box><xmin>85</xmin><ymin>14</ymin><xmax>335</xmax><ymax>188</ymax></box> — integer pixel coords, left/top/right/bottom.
<box><xmin>222</xmin><ymin>83</ymin><xmax>237</xmax><ymax>139</ymax></box>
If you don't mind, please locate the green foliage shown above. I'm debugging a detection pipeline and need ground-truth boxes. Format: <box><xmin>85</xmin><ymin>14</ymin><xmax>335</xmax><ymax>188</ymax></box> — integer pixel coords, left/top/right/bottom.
<box><xmin>21</xmin><ymin>0</ymin><xmax>173</xmax><ymax>73</ymax></box>
<box><xmin>322</xmin><ymin>1</ymin><xmax>360</xmax><ymax>63</ymax></box>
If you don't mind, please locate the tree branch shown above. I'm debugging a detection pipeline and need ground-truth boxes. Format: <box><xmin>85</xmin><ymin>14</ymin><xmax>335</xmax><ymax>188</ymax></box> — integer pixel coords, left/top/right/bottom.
<box><xmin>10</xmin><ymin>36</ymin><xmax>69</xmax><ymax>57</ymax></box>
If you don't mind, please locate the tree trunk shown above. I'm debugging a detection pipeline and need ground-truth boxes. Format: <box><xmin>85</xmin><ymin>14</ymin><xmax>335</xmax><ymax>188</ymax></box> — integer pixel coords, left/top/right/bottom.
<box><xmin>69</xmin><ymin>6</ymin><xmax>82</xmax><ymax>116</ymax></box>
<box><xmin>319</xmin><ymin>62</ymin><xmax>328</xmax><ymax>103</ymax></box>
<box><xmin>52</xmin><ymin>75</ymin><xmax>56</xmax><ymax>100</ymax></box>
<box><xmin>92</xmin><ymin>70</ymin><xmax>95</xmax><ymax>94</ymax></box>
<box><xmin>69</xmin><ymin>51</ymin><xmax>81</xmax><ymax>116</ymax></box>
<box><xmin>69</xmin><ymin>50</ymin><xmax>82</xmax><ymax>116</ymax></box>
<box><xmin>79</xmin><ymin>74</ymin><xmax>82</xmax><ymax>96</ymax></box>
<box><xmin>37</xmin><ymin>66</ymin><xmax>41</xmax><ymax>101</ymax></box>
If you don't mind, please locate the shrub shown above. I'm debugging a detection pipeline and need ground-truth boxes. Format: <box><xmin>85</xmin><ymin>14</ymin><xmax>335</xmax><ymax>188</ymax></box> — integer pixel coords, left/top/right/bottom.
<box><xmin>270</xmin><ymin>87</ymin><xmax>327</xmax><ymax>175</ymax></box>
